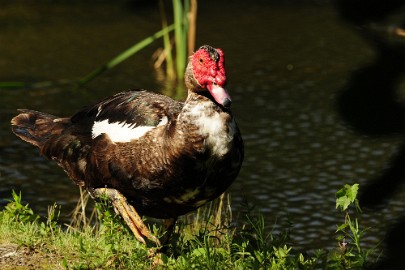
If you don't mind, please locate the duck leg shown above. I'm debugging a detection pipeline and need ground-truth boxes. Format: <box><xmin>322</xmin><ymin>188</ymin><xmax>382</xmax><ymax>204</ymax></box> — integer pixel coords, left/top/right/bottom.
<box><xmin>92</xmin><ymin>188</ymin><xmax>160</xmax><ymax>246</ymax></box>
<box><xmin>162</xmin><ymin>217</ymin><xmax>177</xmax><ymax>244</ymax></box>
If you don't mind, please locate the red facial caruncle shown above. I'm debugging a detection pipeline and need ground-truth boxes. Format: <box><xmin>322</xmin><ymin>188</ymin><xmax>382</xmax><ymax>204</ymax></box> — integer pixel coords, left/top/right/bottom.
<box><xmin>192</xmin><ymin>46</ymin><xmax>232</xmax><ymax>108</ymax></box>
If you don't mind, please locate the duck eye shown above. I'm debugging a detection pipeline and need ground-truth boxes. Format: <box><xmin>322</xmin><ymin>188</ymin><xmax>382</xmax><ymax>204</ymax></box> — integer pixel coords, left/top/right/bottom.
<box><xmin>199</xmin><ymin>58</ymin><xmax>204</xmax><ymax>63</ymax></box>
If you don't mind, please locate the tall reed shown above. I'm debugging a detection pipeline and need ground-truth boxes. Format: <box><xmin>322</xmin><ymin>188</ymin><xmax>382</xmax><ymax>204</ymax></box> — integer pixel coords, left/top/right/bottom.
<box><xmin>155</xmin><ymin>0</ymin><xmax>198</xmax><ymax>84</ymax></box>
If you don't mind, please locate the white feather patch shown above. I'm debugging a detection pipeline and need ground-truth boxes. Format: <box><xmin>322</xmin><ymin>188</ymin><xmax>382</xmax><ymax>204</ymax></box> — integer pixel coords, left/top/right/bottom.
<box><xmin>92</xmin><ymin>116</ymin><xmax>168</xmax><ymax>143</ymax></box>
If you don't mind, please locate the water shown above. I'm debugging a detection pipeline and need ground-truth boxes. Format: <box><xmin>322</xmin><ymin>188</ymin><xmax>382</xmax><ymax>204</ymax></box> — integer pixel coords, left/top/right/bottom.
<box><xmin>1</xmin><ymin>0</ymin><xmax>405</xmax><ymax>253</ymax></box>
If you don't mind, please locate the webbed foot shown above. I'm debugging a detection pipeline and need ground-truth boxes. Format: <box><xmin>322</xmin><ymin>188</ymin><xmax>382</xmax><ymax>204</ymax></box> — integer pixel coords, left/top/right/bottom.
<box><xmin>93</xmin><ymin>188</ymin><xmax>161</xmax><ymax>246</ymax></box>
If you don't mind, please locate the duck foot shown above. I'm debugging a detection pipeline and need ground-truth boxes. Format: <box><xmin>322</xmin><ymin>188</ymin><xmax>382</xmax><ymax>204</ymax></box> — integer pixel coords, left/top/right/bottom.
<box><xmin>158</xmin><ymin>217</ymin><xmax>178</xmax><ymax>253</ymax></box>
<box><xmin>92</xmin><ymin>188</ymin><xmax>161</xmax><ymax>246</ymax></box>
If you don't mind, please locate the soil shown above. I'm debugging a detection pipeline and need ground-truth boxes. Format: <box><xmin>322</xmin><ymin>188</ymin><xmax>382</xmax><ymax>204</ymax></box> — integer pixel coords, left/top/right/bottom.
<box><xmin>0</xmin><ymin>244</ymin><xmax>62</xmax><ymax>270</ymax></box>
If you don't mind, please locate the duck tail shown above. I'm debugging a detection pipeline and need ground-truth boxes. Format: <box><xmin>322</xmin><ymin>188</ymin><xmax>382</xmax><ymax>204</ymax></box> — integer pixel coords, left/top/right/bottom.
<box><xmin>11</xmin><ymin>109</ymin><xmax>68</xmax><ymax>148</ymax></box>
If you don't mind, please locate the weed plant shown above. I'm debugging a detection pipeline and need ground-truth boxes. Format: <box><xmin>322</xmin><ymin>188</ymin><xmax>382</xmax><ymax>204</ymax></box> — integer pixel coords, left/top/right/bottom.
<box><xmin>0</xmin><ymin>184</ymin><xmax>379</xmax><ymax>269</ymax></box>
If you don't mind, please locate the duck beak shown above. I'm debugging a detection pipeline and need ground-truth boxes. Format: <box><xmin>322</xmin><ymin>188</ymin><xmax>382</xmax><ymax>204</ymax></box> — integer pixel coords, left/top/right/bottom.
<box><xmin>207</xmin><ymin>83</ymin><xmax>232</xmax><ymax>108</ymax></box>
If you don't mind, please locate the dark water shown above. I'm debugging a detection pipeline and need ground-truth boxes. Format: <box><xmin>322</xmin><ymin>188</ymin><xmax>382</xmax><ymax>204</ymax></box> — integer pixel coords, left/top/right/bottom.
<box><xmin>2</xmin><ymin>0</ymin><xmax>405</xmax><ymax>254</ymax></box>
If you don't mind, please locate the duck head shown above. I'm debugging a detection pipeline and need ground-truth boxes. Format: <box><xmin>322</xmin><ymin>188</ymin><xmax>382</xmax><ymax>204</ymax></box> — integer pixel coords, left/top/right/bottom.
<box><xmin>185</xmin><ymin>45</ymin><xmax>232</xmax><ymax>108</ymax></box>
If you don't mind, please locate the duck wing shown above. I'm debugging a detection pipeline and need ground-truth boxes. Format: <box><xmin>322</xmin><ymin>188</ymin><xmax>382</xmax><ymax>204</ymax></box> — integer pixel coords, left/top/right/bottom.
<box><xmin>71</xmin><ymin>90</ymin><xmax>183</xmax><ymax>138</ymax></box>
<box><xmin>34</xmin><ymin>90</ymin><xmax>182</xmax><ymax>185</ymax></box>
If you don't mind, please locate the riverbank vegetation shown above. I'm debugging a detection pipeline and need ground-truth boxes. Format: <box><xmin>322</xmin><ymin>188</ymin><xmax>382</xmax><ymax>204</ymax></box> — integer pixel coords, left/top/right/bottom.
<box><xmin>0</xmin><ymin>184</ymin><xmax>379</xmax><ymax>269</ymax></box>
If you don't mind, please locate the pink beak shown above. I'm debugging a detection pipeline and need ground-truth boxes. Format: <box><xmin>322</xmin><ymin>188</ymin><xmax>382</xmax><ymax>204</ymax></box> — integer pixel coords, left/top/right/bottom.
<box><xmin>207</xmin><ymin>83</ymin><xmax>232</xmax><ymax>108</ymax></box>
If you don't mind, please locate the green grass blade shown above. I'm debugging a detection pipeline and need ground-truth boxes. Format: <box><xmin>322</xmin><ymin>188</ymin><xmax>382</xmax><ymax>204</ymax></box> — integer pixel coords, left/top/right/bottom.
<box><xmin>173</xmin><ymin>0</ymin><xmax>187</xmax><ymax>81</ymax></box>
<box><xmin>0</xmin><ymin>82</ymin><xmax>27</xmax><ymax>89</ymax></box>
<box><xmin>159</xmin><ymin>0</ymin><xmax>175</xmax><ymax>80</ymax></box>
<box><xmin>77</xmin><ymin>24</ymin><xmax>175</xmax><ymax>87</ymax></box>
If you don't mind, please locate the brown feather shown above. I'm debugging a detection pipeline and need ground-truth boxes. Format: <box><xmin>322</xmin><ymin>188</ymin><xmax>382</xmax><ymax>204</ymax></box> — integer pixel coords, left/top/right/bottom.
<box><xmin>11</xmin><ymin>109</ymin><xmax>69</xmax><ymax>147</ymax></box>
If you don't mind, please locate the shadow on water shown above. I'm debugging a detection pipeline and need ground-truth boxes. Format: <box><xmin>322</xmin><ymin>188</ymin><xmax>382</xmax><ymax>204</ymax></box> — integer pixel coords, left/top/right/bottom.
<box><xmin>335</xmin><ymin>0</ymin><xmax>405</xmax><ymax>268</ymax></box>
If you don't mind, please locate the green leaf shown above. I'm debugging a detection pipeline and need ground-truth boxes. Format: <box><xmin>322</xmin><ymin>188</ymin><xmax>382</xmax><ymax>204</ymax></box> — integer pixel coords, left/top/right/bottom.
<box><xmin>61</xmin><ymin>258</ymin><xmax>68</xmax><ymax>269</ymax></box>
<box><xmin>346</xmin><ymin>184</ymin><xmax>359</xmax><ymax>202</ymax></box>
<box><xmin>336</xmin><ymin>197</ymin><xmax>351</xmax><ymax>212</ymax></box>
<box><xmin>254</xmin><ymin>250</ymin><xmax>264</xmax><ymax>263</ymax></box>
<box><xmin>336</xmin><ymin>184</ymin><xmax>359</xmax><ymax>212</ymax></box>
<box><xmin>336</xmin><ymin>223</ymin><xmax>348</xmax><ymax>232</ymax></box>
<box><xmin>336</xmin><ymin>235</ymin><xmax>345</xmax><ymax>241</ymax></box>
<box><xmin>192</xmin><ymin>247</ymin><xmax>207</xmax><ymax>257</ymax></box>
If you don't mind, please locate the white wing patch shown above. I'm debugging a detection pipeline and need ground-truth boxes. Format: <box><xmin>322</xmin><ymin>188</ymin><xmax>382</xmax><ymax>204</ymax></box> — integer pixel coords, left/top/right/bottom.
<box><xmin>92</xmin><ymin>116</ymin><xmax>168</xmax><ymax>143</ymax></box>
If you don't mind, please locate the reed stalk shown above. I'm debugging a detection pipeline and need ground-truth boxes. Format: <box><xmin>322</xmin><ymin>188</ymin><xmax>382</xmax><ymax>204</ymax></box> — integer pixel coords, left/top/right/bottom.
<box><xmin>156</xmin><ymin>0</ymin><xmax>197</xmax><ymax>84</ymax></box>
<box><xmin>172</xmin><ymin>0</ymin><xmax>187</xmax><ymax>83</ymax></box>
<box><xmin>187</xmin><ymin>0</ymin><xmax>198</xmax><ymax>56</ymax></box>
<box><xmin>69</xmin><ymin>186</ymin><xmax>90</xmax><ymax>229</ymax></box>
<box><xmin>158</xmin><ymin>0</ymin><xmax>175</xmax><ymax>80</ymax></box>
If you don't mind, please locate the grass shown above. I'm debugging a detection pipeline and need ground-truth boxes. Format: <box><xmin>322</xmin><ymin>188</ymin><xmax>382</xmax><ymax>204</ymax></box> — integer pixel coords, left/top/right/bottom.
<box><xmin>0</xmin><ymin>184</ymin><xmax>379</xmax><ymax>269</ymax></box>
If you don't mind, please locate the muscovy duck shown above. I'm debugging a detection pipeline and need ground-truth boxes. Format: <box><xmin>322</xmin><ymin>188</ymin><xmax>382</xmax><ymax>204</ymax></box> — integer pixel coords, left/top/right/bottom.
<box><xmin>11</xmin><ymin>45</ymin><xmax>244</xmax><ymax>245</ymax></box>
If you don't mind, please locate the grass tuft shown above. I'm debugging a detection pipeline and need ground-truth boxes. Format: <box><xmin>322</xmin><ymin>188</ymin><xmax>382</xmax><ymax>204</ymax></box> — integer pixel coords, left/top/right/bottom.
<box><xmin>0</xmin><ymin>184</ymin><xmax>380</xmax><ymax>269</ymax></box>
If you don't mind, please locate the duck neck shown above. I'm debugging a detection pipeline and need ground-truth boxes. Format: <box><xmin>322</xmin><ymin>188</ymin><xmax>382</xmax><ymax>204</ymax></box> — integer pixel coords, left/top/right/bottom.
<box><xmin>175</xmin><ymin>90</ymin><xmax>234</xmax><ymax>157</ymax></box>
<box><xmin>180</xmin><ymin>90</ymin><xmax>223</xmax><ymax>123</ymax></box>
